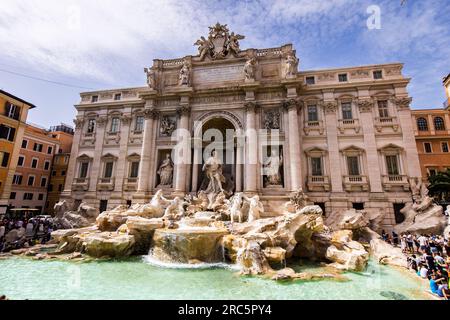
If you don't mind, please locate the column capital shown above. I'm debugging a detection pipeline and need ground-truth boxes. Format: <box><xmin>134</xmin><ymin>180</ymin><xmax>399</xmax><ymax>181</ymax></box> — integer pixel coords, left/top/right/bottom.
<box><xmin>176</xmin><ymin>105</ymin><xmax>191</xmax><ymax>117</ymax></box>
<box><xmin>323</xmin><ymin>100</ymin><xmax>338</xmax><ymax>114</ymax></box>
<box><xmin>143</xmin><ymin>108</ymin><xmax>159</xmax><ymax>120</ymax></box>
<box><xmin>356</xmin><ymin>99</ymin><xmax>374</xmax><ymax>113</ymax></box>
<box><xmin>282</xmin><ymin>98</ymin><xmax>301</xmax><ymax>111</ymax></box>
<box><xmin>391</xmin><ymin>96</ymin><xmax>412</xmax><ymax>111</ymax></box>
<box><xmin>121</xmin><ymin>114</ymin><xmax>132</xmax><ymax>125</ymax></box>
<box><xmin>96</xmin><ymin>116</ymin><xmax>108</xmax><ymax>127</ymax></box>
<box><xmin>244</xmin><ymin>101</ymin><xmax>259</xmax><ymax>113</ymax></box>
<box><xmin>73</xmin><ymin>117</ymin><xmax>85</xmax><ymax>129</ymax></box>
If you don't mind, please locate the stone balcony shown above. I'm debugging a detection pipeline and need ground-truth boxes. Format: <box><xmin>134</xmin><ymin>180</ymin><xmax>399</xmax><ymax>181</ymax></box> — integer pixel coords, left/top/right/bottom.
<box><xmin>382</xmin><ymin>175</ymin><xmax>410</xmax><ymax>191</ymax></box>
<box><xmin>374</xmin><ymin>117</ymin><xmax>399</xmax><ymax>133</ymax></box>
<box><xmin>72</xmin><ymin>178</ymin><xmax>90</xmax><ymax>191</ymax></box>
<box><xmin>123</xmin><ymin>178</ymin><xmax>138</xmax><ymax>191</ymax></box>
<box><xmin>303</xmin><ymin>120</ymin><xmax>324</xmax><ymax>135</ymax></box>
<box><xmin>343</xmin><ymin>175</ymin><xmax>369</xmax><ymax>192</ymax></box>
<box><xmin>97</xmin><ymin>177</ymin><xmax>115</xmax><ymax>191</ymax></box>
<box><xmin>307</xmin><ymin>175</ymin><xmax>331</xmax><ymax>192</ymax></box>
<box><xmin>338</xmin><ymin>119</ymin><xmax>361</xmax><ymax>134</ymax></box>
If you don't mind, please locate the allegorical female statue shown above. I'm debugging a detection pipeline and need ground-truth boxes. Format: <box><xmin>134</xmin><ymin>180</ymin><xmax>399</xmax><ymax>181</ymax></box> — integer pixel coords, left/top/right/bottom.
<box><xmin>179</xmin><ymin>61</ymin><xmax>191</xmax><ymax>86</ymax></box>
<box><xmin>202</xmin><ymin>150</ymin><xmax>226</xmax><ymax>194</ymax></box>
<box><xmin>263</xmin><ymin>150</ymin><xmax>283</xmax><ymax>187</ymax></box>
<box><xmin>285</xmin><ymin>54</ymin><xmax>298</xmax><ymax>78</ymax></box>
<box><xmin>157</xmin><ymin>154</ymin><xmax>174</xmax><ymax>186</ymax></box>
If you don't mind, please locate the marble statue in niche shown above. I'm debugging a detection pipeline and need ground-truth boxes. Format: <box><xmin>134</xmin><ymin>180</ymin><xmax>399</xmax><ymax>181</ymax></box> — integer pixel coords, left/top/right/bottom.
<box><xmin>263</xmin><ymin>149</ymin><xmax>283</xmax><ymax>187</ymax></box>
<box><xmin>157</xmin><ymin>153</ymin><xmax>174</xmax><ymax>187</ymax></box>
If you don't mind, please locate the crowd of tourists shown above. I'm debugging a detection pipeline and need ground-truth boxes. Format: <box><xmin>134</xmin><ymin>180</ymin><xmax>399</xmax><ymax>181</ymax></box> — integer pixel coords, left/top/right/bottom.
<box><xmin>381</xmin><ymin>230</ymin><xmax>450</xmax><ymax>299</ymax></box>
<box><xmin>0</xmin><ymin>217</ymin><xmax>55</xmax><ymax>253</ymax></box>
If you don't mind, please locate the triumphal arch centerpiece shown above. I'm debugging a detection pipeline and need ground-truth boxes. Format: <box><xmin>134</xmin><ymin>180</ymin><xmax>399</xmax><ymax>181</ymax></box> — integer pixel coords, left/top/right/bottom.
<box><xmin>63</xmin><ymin>23</ymin><xmax>422</xmax><ymax>229</ymax></box>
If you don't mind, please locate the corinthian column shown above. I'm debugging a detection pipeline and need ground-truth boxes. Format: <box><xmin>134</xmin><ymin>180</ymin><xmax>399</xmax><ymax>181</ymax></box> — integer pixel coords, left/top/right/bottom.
<box><xmin>244</xmin><ymin>102</ymin><xmax>258</xmax><ymax>193</ymax></box>
<box><xmin>137</xmin><ymin>107</ymin><xmax>158</xmax><ymax>193</ymax></box>
<box><xmin>284</xmin><ymin>99</ymin><xmax>302</xmax><ymax>191</ymax></box>
<box><xmin>174</xmin><ymin>105</ymin><xmax>191</xmax><ymax>194</ymax></box>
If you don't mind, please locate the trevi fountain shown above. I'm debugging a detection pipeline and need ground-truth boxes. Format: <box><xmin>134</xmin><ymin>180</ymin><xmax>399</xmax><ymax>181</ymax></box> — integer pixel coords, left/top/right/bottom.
<box><xmin>1</xmin><ymin>153</ymin><xmax>448</xmax><ymax>300</ymax></box>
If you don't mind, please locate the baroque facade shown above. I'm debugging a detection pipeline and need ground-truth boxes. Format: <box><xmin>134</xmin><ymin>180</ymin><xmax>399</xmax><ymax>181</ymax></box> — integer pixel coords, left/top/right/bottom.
<box><xmin>62</xmin><ymin>24</ymin><xmax>421</xmax><ymax>228</ymax></box>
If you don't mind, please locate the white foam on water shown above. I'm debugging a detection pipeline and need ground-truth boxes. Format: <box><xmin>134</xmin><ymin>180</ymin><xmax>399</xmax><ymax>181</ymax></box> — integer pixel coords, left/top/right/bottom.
<box><xmin>143</xmin><ymin>252</ymin><xmax>240</xmax><ymax>271</ymax></box>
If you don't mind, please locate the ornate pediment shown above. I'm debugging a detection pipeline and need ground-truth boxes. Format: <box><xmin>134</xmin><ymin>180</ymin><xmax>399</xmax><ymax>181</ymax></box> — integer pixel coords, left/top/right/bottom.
<box><xmin>194</xmin><ymin>22</ymin><xmax>245</xmax><ymax>61</ymax></box>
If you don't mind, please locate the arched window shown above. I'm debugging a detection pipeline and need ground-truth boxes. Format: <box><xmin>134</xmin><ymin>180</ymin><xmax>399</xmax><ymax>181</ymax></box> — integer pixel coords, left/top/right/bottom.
<box><xmin>434</xmin><ymin>117</ymin><xmax>445</xmax><ymax>131</ymax></box>
<box><xmin>417</xmin><ymin>117</ymin><xmax>428</xmax><ymax>131</ymax></box>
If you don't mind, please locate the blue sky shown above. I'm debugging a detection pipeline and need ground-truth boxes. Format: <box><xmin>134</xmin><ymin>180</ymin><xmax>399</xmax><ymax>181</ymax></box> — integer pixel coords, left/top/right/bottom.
<box><xmin>0</xmin><ymin>0</ymin><xmax>449</xmax><ymax>127</ymax></box>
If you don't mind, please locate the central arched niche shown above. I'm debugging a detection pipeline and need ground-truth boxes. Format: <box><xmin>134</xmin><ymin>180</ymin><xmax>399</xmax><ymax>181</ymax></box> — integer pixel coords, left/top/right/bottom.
<box><xmin>196</xmin><ymin>116</ymin><xmax>237</xmax><ymax>193</ymax></box>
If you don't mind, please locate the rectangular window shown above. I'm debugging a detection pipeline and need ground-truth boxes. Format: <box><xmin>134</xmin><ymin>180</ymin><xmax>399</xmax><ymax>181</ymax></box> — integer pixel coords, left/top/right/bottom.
<box><xmin>373</xmin><ymin>70</ymin><xmax>383</xmax><ymax>79</ymax></box>
<box><xmin>341</xmin><ymin>102</ymin><xmax>353</xmax><ymax>120</ymax></box>
<box><xmin>27</xmin><ymin>176</ymin><xmax>35</xmax><ymax>186</ymax></box>
<box><xmin>79</xmin><ymin>162</ymin><xmax>89</xmax><ymax>178</ymax></box>
<box><xmin>23</xmin><ymin>193</ymin><xmax>33</xmax><ymax>200</ymax></box>
<box><xmin>338</xmin><ymin>73</ymin><xmax>348</xmax><ymax>82</ymax></box>
<box><xmin>87</xmin><ymin>119</ymin><xmax>96</xmax><ymax>133</ymax></box>
<box><xmin>385</xmin><ymin>155</ymin><xmax>400</xmax><ymax>175</ymax></box>
<box><xmin>424</xmin><ymin>142</ymin><xmax>432</xmax><ymax>153</ymax></box>
<box><xmin>347</xmin><ymin>156</ymin><xmax>360</xmax><ymax>176</ymax></box>
<box><xmin>91</xmin><ymin>95</ymin><xmax>98</xmax><ymax>103</ymax></box>
<box><xmin>40</xmin><ymin>177</ymin><xmax>47</xmax><ymax>187</ymax></box>
<box><xmin>5</xmin><ymin>102</ymin><xmax>20</xmax><ymax>120</ymax></box>
<box><xmin>99</xmin><ymin>200</ymin><xmax>108</xmax><ymax>213</ymax></box>
<box><xmin>22</xmin><ymin>139</ymin><xmax>28</xmax><ymax>148</ymax></box>
<box><xmin>58</xmin><ymin>184</ymin><xmax>63</xmax><ymax>192</ymax></box>
<box><xmin>0</xmin><ymin>125</ymin><xmax>16</xmax><ymax>142</ymax></box>
<box><xmin>311</xmin><ymin>157</ymin><xmax>323</xmax><ymax>176</ymax></box>
<box><xmin>110</xmin><ymin>117</ymin><xmax>120</xmax><ymax>133</ymax></box>
<box><xmin>104</xmin><ymin>161</ymin><xmax>114</xmax><ymax>178</ymax></box>
<box><xmin>114</xmin><ymin>93</ymin><xmax>122</xmax><ymax>101</ymax></box>
<box><xmin>52</xmin><ymin>170</ymin><xmax>57</xmax><ymax>176</ymax></box>
<box><xmin>135</xmin><ymin>116</ymin><xmax>144</xmax><ymax>132</ymax></box>
<box><xmin>38</xmin><ymin>194</ymin><xmax>44</xmax><ymax>201</ymax></box>
<box><xmin>48</xmin><ymin>184</ymin><xmax>53</xmax><ymax>192</ymax></box>
<box><xmin>130</xmin><ymin>161</ymin><xmax>140</xmax><ymax>178</ymax></box>
<box><xmin>31</xmin><ymin>158</ymin><xmax>38</xmax><ymax>168</ymax></box>
<box><xmin>44</xmin><ymin>161</ymin><xmax>50</xmax><ymax>170</ymax></box>
<box><xmin>307</xmin><ymin>105</ymin><xmax>318</xmax><ymax>122</ymax></box>
<box><xmin>13</xmin><ymin>174</ymin><xmax>22</xmax><ymax>185</ymax></box>
<box><xmin>1</xmin><ymin>151</ymin><xmax>10</xmax><ymax>167</ymax></box>
<box><xmin>305</xmin><ymin>76</ymin><xmax>315</xmax><ymax>85</ymax></box>
<box><xmin>377</xmin><ymin>100</ymin><xmax>389</xmax><ymax>118</ymax></box>
<box><xmin>33</xmin><ymin>143</ymin><xmax>43</xmax><ymax>152</ymax></box>
<box><xmin>61</xmin><ymin>170</ymin><xmax>66</xmax><ymax>176</ymax></box>
<box><xmin>442</xmin><ymin>142</ymin><xmax>449</xmax><ymax>153</ymax></box>
<box><xmin>17</xmin><ymin>155</ymin><xmax>24</xmax><ymax>167</ymax></box>
<box><xmin>9</xmin><ymin>192</ymin><xmax>16</xmax><ymax>200</ymax></box>
<box><xmin>47</xmin><ymin>146</ymin><xmax>53</xmax><ymax>154</ymax></box>
<box><xmin>429</xmin><ymin>169</ymin><xmax>437</xmax><ymax>176</ymax></box>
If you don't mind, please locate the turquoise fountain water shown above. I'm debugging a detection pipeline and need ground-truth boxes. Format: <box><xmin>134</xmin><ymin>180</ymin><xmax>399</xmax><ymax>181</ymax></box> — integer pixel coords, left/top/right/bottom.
<box><xmin>0</xmin><ymin>256</ymin><xmax>429</xmax><ymax>300</ymax></box>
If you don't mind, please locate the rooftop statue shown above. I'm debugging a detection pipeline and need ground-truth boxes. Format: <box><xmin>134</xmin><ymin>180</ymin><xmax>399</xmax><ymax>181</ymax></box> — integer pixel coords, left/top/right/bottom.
<box><xmin>194</xmin><ymin>22</ymin><xmax>245</xmax><ymax>61</ymax></box>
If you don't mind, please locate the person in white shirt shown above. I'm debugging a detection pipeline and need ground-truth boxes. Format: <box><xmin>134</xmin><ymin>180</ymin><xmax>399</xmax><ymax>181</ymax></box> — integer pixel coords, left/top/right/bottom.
<box><xmin>419</xmin><ymin>264</ymin><xmax>429</xmax><ymax>279</ymax></box>
<box><xmin>417</xmin><ymin>235</ymin><xmax>428</xmax><ymax>252</ymax></box>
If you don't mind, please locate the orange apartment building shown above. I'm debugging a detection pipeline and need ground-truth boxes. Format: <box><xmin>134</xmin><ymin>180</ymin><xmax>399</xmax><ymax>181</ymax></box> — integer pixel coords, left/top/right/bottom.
<box><xmin>46</xmin><ymin>124</ymin><xmax>74</xmax><ymax>215</ymax></box>
<box><xmin>8</xmin><ymin>124</ymin><xmax>60</xmax><ymax>214</ymax></box>
<box><xmin>0</xmin><ymin>90</ymin><xmax>35</xmax><ymax>216</ymax></box>
<box><xmin>412</xmin><ymin>73</ymin><xmax>450</xmax><ymax>180</ymax></box>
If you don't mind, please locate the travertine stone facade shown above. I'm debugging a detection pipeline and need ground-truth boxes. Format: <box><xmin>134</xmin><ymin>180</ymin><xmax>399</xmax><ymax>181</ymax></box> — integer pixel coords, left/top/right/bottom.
<box><xmin>62</xmin><ymin>24</ymin><xmax>421</xmax><ymax>229</ymax></box>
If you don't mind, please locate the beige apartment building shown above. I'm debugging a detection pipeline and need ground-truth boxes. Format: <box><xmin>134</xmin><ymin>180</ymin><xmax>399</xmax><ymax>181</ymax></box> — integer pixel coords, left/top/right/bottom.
<box><xmin>61</xmin><ymin>24</ymin><xmax>421</xmax><ymax>229</ymax></box>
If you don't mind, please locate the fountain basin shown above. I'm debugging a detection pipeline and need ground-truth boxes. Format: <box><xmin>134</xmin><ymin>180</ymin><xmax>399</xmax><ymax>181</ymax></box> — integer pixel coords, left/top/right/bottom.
<box><xmin>151</xmin><ymin>228</ymin><xmax>229</xmax><ymax>263</ymax></box>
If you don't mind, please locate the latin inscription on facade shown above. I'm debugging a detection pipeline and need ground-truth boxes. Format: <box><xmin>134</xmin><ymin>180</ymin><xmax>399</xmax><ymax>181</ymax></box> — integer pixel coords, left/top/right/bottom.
<box><xmin>193</xmin><ymin>64</ymin><xmax>244</xmax><ymax>84</ymax></box>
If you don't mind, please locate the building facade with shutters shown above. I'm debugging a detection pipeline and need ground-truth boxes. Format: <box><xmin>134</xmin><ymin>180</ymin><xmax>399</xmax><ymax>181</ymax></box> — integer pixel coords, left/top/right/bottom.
<box><xmin>61</xmin><ymin>24</ymin><xmax>422</xmax><ymax>228</ymax></box>
<box><xmin>0</xmin><ymin>90</ymin><xmax>35</xmax><ymax>215</ymax></box>
<box><xmin>412</xmin><ymin>74</ymin><xmax>450</xmax><ymax>180</ymax></box>
<box><xmin>8</xmin><ymin>124</ymin><xmax>60</xmax><ymax>214</ymax></box>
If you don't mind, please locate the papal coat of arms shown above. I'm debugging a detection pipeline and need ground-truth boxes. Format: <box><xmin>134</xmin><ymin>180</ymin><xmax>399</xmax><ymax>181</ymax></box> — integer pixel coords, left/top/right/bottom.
<box><xmin>194</xmin><ymin>23</ymin><xmax>245</xmax><ymax>61</ymax></box>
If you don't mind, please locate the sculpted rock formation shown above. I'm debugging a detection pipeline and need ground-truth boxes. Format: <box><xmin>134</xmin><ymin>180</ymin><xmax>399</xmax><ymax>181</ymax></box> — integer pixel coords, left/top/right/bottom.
<box><xmin>53</xmin><ymin>201</ymin><xmax>98</xmax><ymax>229</ymax></box>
